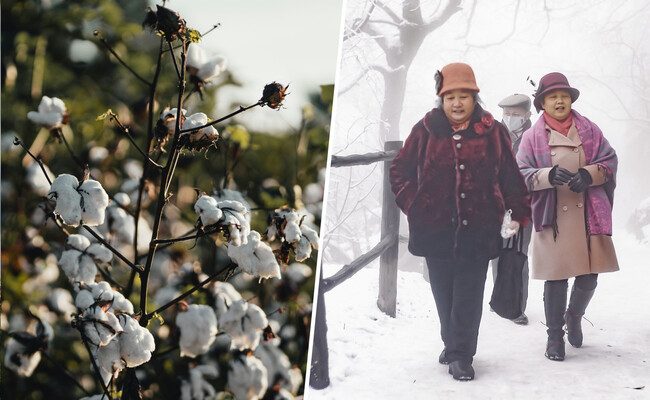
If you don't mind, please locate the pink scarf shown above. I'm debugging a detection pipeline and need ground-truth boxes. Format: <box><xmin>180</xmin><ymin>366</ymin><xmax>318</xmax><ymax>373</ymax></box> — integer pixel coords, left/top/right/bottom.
<box><xmin>543</xmin><ymin>112</ymin><xmax>573</xmax><ymax>136</ymax></box>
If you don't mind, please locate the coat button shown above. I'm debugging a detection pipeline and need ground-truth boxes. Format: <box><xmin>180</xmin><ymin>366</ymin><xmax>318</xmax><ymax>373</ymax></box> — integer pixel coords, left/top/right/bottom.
<box><xmin>460</xmin><ymin>193</ymin><xmax>466</xmax><ymax>199</ymax></box>
<box><xmin>456</xmin><ymin>143</ymin><xmax>462</xmax><ymax>149</ymax></box>
<box><xmin>551</xmin><ymin>151</ymin><xmax>556</xmax><ymax>156</ymax></box>
<box><xmin>562</xmin><ymin>205</ymin><xmax>568</xmax><ymax>211</ymax></box>
<box><xmin>573</xmin><ymin>148</ymin><xmax>579</xmax><ymax>153</ymax></box>
<box><xmin>459</xmin><ymin>164</ymin><xmax>466</xmax><ymax>170</ymax></box>
<box><xmin>453</xmin><ymin>134</ymin><xmax>462</xmax><ymax>140</ymax></box>
<box><xmin>577</xmin><ymin>202</ymin><xmax>583</xmax><ymax>208</ymax></box>
<box><xmin>462</xmin><ymin>219</ymin><xmax>468</xmax><ymax>226</ymax></box>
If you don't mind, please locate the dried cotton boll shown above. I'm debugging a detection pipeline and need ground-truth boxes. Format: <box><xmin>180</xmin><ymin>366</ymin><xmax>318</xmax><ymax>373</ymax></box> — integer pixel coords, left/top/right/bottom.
<box><xmin>227</xmin><ymin>231</ymin><xmax>281</xmax><ymax>280</ymax></box>
<box><xmin>227</xmin><ymin>355</ymin><xmax>268</xmax><ymax>400</ymax></box>
<box><xmin>176</xmin><ymin>304</ymin><xmax>218</xmax><ymax>358</ymax></box>
<box><xmin>194</xmin><ymin>195</ymin><xmax>222</xmax><ymax>226</ymax></box>
<box><xmin>117</xmin><ymin>315</ymin><xmax>155</xmax><ymax>367</ymax></box>
<box><xmin>27</xmin><ymin>96</ymin><xmax>68</xmax><ymax>129</ymax></box>
<box><xmin>26</xmin><ymin>162</ymin><xmax>52</xmax><ymax>196</ymax></box>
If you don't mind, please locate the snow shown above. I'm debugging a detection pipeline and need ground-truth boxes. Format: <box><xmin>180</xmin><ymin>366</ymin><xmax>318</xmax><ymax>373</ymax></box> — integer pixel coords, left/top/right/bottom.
<box><xmin>306</xmin><ymin>232</ymin><xmax>650</xmax><ymax>399</ymax></box>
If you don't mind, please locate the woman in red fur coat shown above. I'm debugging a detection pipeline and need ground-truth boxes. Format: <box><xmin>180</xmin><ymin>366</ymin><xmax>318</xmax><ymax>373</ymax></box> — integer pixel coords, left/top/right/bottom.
<box><xmin>389</xmin><ymin>62</ymin><xmax>530</xmax><ymax>381</ymax></box>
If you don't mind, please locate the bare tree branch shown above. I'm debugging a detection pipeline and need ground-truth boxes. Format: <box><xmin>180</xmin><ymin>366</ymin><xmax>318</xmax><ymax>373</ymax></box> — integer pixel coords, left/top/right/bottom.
<box><xmin>425</xmin><ymin>0</ymin><xmax>462</xmax><ymax>33</ymax></box>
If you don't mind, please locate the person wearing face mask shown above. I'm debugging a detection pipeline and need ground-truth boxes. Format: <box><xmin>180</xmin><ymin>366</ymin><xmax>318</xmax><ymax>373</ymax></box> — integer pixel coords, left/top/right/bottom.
<box><xmin>389</xmin><ymin>63</ymin><xmax>530</xmax><ymax>381</ymax></box>
<box><xmin>489</xmin><ymin>94</ymin><xmax>533</xmax><ymax>326</ymax></box>
<box><xmin>517</xmin><ymin>72</ymin><xmax>618</xmax><ymax>362</ymax></box>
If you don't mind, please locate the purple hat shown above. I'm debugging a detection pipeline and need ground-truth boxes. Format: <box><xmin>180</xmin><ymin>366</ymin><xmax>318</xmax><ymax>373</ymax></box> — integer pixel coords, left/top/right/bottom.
<box><xmin>532</xmin><ymin>72</ymin><xmax>580</xmax><ymax>112</ymax></box>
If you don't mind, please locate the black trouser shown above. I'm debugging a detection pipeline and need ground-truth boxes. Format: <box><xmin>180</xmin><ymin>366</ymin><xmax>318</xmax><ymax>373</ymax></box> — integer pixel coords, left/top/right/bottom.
<box><xmin>425</xmin><ymin>256</ymin><xmax>489</xmax><ymax>363</ymax></box>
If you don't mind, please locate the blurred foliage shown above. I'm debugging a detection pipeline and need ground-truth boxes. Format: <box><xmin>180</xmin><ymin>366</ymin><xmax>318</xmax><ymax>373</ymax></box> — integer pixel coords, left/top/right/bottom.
<box><xmin>1</xmin><ymin>0</ymin><xmax>331</xmax><ymax>399</ymax></box>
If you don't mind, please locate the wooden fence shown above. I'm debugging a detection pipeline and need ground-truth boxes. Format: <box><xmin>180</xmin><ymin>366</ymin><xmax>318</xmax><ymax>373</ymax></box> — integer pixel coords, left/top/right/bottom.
<box><xmin>310</xmin><ymin>140</ymin><xmax>403</xmax><ymax>389</ymax></box>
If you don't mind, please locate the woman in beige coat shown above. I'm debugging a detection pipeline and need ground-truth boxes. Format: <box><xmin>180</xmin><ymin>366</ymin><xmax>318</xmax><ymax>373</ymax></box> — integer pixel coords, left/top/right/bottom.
<box><xmin>517</xmin><ymin>72</ymin><xmax>618</xmax><ymax>361</ymax></box>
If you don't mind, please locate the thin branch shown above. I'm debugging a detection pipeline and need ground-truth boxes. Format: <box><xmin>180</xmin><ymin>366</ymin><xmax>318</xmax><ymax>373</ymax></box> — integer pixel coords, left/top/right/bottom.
<box><xmin>145</xmin><ymin>264</ymin><xmax>234</xmax><ymax>319</ymax></box>
<box><xmin>96</xmin><ymin>34</ymin><xmax>150</xmax><ymax>87</ymax></box>
<box><xmin>167</xmin><ymin>40</ymin><xmax>181</xmax><ymax>80</ymax></box>
<box><xmin>96</xmin><ymin>263</ymin><xmax>125</xmax><ymax>291</ymax></box>
<box><xmin>109</xmin><ymin>113</ymin><xmax>163</xmax><ymax>169</ymax></box>
<box><xmin>79</xmin><ymin>332</ymin><xmax>112</xmax><ymax>399</ymax></box>
<box><xmin>178</xmin><ymin>101</ymin><xmax>264</xmax><ymax>134</ymax></box>
<box><xmin>152</xmin><ymin>226</ymin><xmax>219</xmax><ymax>245</ymax></box>
<box><xmin>343</xmin><ymin>1</ymin><xmax>377</xmax><ymax>41</ymax></box>
<box><xmin>375</xmin><ymin>0</ymin><xmax>402</xmax><ymax>23</ymax></box>
<box><xmin>425</xmin><ymin>0</ymin><xmax>463</xmax><ymax>33</ymax></box>
<box><xmin>58</xmin><ymin>131</ymin><xmax>86</xmax><ymax>173</ymax></box>
<box><xmin>13</xmin><ymin>137</ymin><xmax>52</xmax><ymax>185</ymax></box>
<box><xmin>83</xmin><ymin>225</ymin><xmax>143</xmax><ymax>273</ymax></box>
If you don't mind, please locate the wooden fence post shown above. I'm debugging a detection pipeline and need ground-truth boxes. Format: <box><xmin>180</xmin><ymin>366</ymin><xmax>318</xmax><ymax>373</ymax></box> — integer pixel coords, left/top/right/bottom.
<box><xmin>377</xmin><ymin>140</ymin><xmax>402</xmax><ymax>317</ymax></box>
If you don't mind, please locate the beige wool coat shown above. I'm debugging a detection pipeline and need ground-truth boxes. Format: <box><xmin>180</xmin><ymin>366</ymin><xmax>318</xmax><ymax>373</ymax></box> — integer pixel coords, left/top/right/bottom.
<box><xmin>527</xmin><ymin>125</ymin><xmax>619</xmax><ymax>280</ymax></box>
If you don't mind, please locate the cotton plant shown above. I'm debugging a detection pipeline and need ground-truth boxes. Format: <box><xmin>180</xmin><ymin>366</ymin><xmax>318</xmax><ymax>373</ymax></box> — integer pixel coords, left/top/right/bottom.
<box><xmin>227</xmin><ymin>354</ymin><xmax>269</xmax><ymax>400</ymax></box>
<box><xmin>180</xmin><ymin>364</ymin><xmax>219</xmax><ymax>400</ymax></box>
<box><xmin>212</xmin><ymin>281</ymin><xmax>243</xmax><ymax>318</ymax></box>
<box><xmin>155</xmin><ymin>107</ymin><xmax>187</xmax><ymax>150</ymax></box>
<box><xmin>78</xmin><ymin>305</ymin><xmax>123</xmax><ymax>347</ymax></box>
<box><xmin>219</xmin><ymin>299</ymin><xmax>268</xmax><ymax>351</ymax></box>
<box><xmin>47</xmin><ymin>288</ymin><xmax>77</xmax><ymax>320</ymax></box>
<box><xmin>115</xmin><ymin>314</ymin><xmax>155</xmax><ymax>368</ymax></box>
<box><xmin>47</xmin><ymin>174</ymin><xmax>109</xmax><ymax>226</ymax></box>
<box><xmin>75</xmin><ymin>281</ymin><xmax>134</xmax><ymax>315</ymax></box>
<box><xmin>58</xmin><ymin>234</ymin><xmax>112</xmax><ymax>285</ymax></box>
<box><xmin>92</xmin><ymin>338</ymin><xmax>124</xmax><ymax>385</ymax></box>
<box><xmin>227</xmin><ymin>231</ymin><xmax>282</xmax><ymax>280</ymax></box>
<box><xmin>284</xmin><ymin>263</ymin><xmax>312</xmax><ymax>284</ymax></box>
<box><xmin>266</xmin><ymin>207</ymin><xmax>320</xmax><ymax>262</ymax></box>
<box><xmin>27</xmin><ymin>96</ymin><xmax>68</xmax><ymax>130</ymax></box>
<box><xmin>186</xmin><ymin>43</ymin><xmax>227</xmax><ymax>85</ymax></box>
<box><xmin>176</xmin><ymin>303</ymin><xmax>219</xmax><ymax>358</ymax></box>
<box><xmin>3</xmin><ymin>318</ymin><xmax>53</xmax><ymax>377</ymax></box>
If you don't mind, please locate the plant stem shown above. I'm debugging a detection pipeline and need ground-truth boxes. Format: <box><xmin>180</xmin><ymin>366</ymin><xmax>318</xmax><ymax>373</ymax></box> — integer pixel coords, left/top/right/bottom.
<box><xmin>110</xmin><ymin>115</ymin><xmax>163</xmax><ymax>169</ymax></box>
<box><xmin>79</xmin><ymin>332</ymin><xmax>112</xmax><ymax>399</ymax></box>
<box><xmin>14</xmin><ymin>137</ymin><xmax>52</xmax><ymax>185</ymax></box>
<box><xmin>152</xmin><ymin>226</ymin><xmax>219</xmax><ymax>245</ymax></box>
<box><xmin>97</xmin><ymin>36</ymin><xmax>150</xmax><ymax>87</ymax></box>
<box><xmin>58</xmin><ymin>131</ymin><xmax>86</xmax><ymax>173</ymax></box>
<box><xmin>83</xmin><ymin>225</ymin><xmax>142</xmax><ymax>273</ymax></box>
<box><xmin>128</xmin><ymin>38</ymin><xmax>165</xmax><ymax>298</ymax></box>
<box><xmin>167</xmin><ymin>40</ymin><xmax>181</xmax><ymax>80</ymax></box>
<box><xmin>178</xmin><ymin>101</ymin><xmax>263</xmax><ymax>134</ymax></box>
<box><xmin>139</xmin><ymin>38</ymin><xmax>189</xmax><ymax>327</ymax></box>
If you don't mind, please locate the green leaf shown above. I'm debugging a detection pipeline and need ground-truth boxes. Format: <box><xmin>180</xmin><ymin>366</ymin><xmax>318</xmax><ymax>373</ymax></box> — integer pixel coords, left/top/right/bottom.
<box><xmin>96</xmin><ymin>109</ymin><xmax>116</xmax><ymax>121</ymax></box>
<box><xmin>186</xmin><ymin>28</ymin><xmax>202</xmax><ymax>43</ymax></box>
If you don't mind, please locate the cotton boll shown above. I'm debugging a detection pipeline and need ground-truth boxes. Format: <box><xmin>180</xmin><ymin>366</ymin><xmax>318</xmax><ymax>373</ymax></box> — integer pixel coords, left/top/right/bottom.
<box><xmin>266</xmin><ymin>224</ymin><xmax>278</xmax><ymax>241</ymax></box>
<box><xmin>254</xmin><ymin>342</ymin><xmax>301</xmax><ymax>394</ymax></box>
<box><xmin>284</xmin><ymin>263</ymin><xmax>312</xmax><ymax>284</ymax></box>
<box><xmin>117</xmin><ymin>315</ymin><xmax>155</xmax><ymax>367</ymax></box>
<box><xmin>186</xmin><ymin>364</ymin><xmax>219</xmax><ymax>400</ymax></box>
<box><xmin>182</xmin><ymin>113</ymin><xmax>219</xmax><ymax>143</ymax></box>
<box><xmin>294</xmin><ymin>236</ymin><xmax>312</xmax><ymax>262</ymax></box>
<box><xmin>227</xmin><ymin>355</ymin><xmax>268</xmax><ymax>400</ymax></box>
<box><xmin>196</xmin><ymin>55</ymin><xmax>227</xmax><ymax>82</ymax></box>
<box><xmin>94</xmin><ymin>339</ymin><xmax>124</xmax><ymax>385</ymax></box>
<box><xmin>75</xmin><ymin>289</ymin><xmax>95</xmax><ymax>310</ymax></box>
<box><xmin>228</xmin><ymin>231</ymin><xmax>281</xmax><ymax>280</ymax></box>
<box><xmin>110</xmin><ymin>291</ymin><xmax>134</xmax><ymax>315</ymax></box>
<box><xmin>78</xmin><ymin>179</ymin><xmax>109</xmax><ymax>226</ymax></box>
<box><xmin>86</xmin><ymin>243</ymin><xmax>113</xmax><ymax>264</ymax></box>
<box><xmin>48</xmin><ymin>288</ymin><xmax>76</xmax><ymax>318</ymax></box>
<box><xmin>282</xmin><ymin>212</ymin><xmax>302</xmax><ymax>243</ymax></box>
<box><xmin>194</xmin><ymin>195</ymin><xmax>222</xmax><ymax>226</ymax></box>
<box><xmin>212</xmin><ymin>281</ymin><xmax>243</xmax><ymax>317</ymax></box>
<box><xmin>3</xmin><ymin>338</ymin><xmax>42</xmax><ymax>377</ymax></box>
<box><xmin>27</xmin><ymin>96</ymin><xmax>67</xmax><ymax>129</ymax></box>
<box><xmin>220</xmin><ymin>300</ymin><xmax>268</xmax><ymax>351</ymax></box>
<box><xmin>176</xmin><ymin>304</ymin><xmax>218</xmax><ymax>358</ymax></box>
<box><xmin>90</xmin><ymin>281</ymin><xmax>113</xmax><ymax>302</ymax></box>
<box><xmin>299</xmin><ymin>225</ymin><xmax>319</xmax><ymax>250</ymax></box>
<box><xmin>26</xmin><ymin>162</ymin><xmax>52</xmax><ymax>196</ymax></box>
<box><xmin>81</xmin><ymin>306</ymin><xmax>123</xmax><ymax>347</ymax></box>
<box><xmin>187</xmin><ymin>44</ymin><xmax>227</xmax><ymax>82</ymax></box>
<box><xmin>217</xmin><ymin>200</ymin><xmax>249</xmax><ymax>214</ymax></box>
<box><xmin>153</xmin><ymin>286</ymin><xmax>180</xmax><ymax>309</ymax></box>
<box><xmin>49</xmin><ymin>174</ymin><xmax>82</xmax><ymax>225</ymax></box>
<box><xmin>75</xmin><ymin>255</ymin><xmax>99</xmax><ymax>286</ymax></box>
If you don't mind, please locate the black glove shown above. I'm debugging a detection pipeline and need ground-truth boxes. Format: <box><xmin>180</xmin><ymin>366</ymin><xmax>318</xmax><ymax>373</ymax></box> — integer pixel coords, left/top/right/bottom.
<box><xmin>548</xmin><ymin>165</ymin><xmax>573</xmax><ymax>186</ymax></box>
<box><xmin>569</xmin><ymin>168</ymin><xmax>593</xmax><ymax>193</ymax></box>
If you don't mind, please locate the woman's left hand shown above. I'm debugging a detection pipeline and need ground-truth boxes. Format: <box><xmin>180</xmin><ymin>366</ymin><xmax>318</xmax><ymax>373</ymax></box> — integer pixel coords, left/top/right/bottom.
<box><xmin>502</xmin><ymin>220</ymin><xmax>520</xmax><ymax>239</ymax></box>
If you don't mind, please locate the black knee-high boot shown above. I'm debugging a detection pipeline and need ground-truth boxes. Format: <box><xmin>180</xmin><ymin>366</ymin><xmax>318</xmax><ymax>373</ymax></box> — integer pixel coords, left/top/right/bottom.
<box><xmin>565</xmin><ymin>285</ymin><xmax>596</xmax><ymax>348</ymax></box>
<box><xmin>544</xmin><ymin>280</ymin><xmax>567</xmax><ymax>361</ymax></box>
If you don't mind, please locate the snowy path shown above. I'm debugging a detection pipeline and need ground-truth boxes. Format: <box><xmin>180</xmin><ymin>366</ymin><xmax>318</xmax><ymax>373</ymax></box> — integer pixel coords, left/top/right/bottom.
<box><xmin>307</xmin><ymin>233</ymin><xmax>650</xmax><ymax>399</ymax></box>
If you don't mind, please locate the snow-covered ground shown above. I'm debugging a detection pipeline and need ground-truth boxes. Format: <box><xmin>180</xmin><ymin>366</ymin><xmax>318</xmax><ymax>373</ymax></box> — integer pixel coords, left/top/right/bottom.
<box><xmin>307</xmin><ymin>232</ymin><xmax>650</xmax><ymax>399</ymax></box>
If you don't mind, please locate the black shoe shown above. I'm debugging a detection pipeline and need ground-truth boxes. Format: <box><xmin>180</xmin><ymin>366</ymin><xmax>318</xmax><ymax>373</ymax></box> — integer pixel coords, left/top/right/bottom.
<box><xmin>448</xmin><ymin>360</ymin><xmax>474</xmax><ymax>381</ymax></box>
<box><xmin>545</xmin><ymin>338</ymin><xmax>565</xmax><ymax>361</ymax></box>
<box><xmin>511</xmin><ymin>313</ymin><xmax>529</xmax><ymax>325</ymax></box>
<box><xmin>438</xmin><ymin>348</ymin><xmax>450</xmax><ymax>365</ymax></box>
